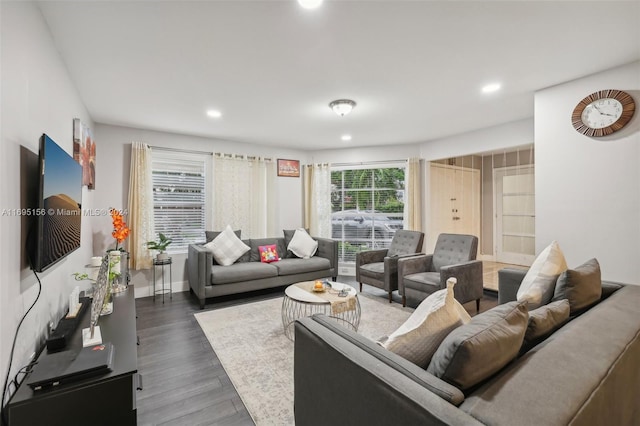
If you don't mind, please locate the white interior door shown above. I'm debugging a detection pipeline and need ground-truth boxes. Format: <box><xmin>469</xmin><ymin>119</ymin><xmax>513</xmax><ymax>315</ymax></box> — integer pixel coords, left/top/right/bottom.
<box><xmin>428</xmin><ymin>163</ymin><xmax>481</xmax><ymax>252</ymax></box>
<box><xmin>494</xmin><ymin>165</ymin><xmax>535</xmax><ymax>266</ymax></box>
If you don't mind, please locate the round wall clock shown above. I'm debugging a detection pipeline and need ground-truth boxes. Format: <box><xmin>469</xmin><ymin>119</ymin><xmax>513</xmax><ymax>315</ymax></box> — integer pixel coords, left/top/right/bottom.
<box><xmin>571</xmin><ymin>89</ymin><xmax>635</xmax><ymax>137</ymax></box>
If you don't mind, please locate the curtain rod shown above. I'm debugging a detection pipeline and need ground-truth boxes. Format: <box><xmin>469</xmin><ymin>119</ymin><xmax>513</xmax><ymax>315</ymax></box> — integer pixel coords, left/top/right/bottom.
<box><xmin>150</xmin><ymin>145</ymin><xmax>213</xmax><ymax>155</ymax></box>
<box><xmin>150</xmin><ymin>146</ymin><xmax>273</xmax><ymax>161</ymax></box>
<box><xmin>331</xmin><ymin>159</ymin><xmax>407</xmax><ymax>167</ymax></box>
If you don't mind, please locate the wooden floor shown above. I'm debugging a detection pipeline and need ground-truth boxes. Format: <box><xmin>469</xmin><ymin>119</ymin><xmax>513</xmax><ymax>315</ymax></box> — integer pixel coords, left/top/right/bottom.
<box><xmin>134</xmin><ymin>279</ymin><xmax>499</xmax><ymax>426</ymax></box>
<box><xmin>482</xmin><ymin>261</ymin><xmax>528</xmax><ymax>291</ymax></box>
<box><xmin>135</xmin><ymin>291</ymin><xmax>258</xmax><ymax>426</ymax></box>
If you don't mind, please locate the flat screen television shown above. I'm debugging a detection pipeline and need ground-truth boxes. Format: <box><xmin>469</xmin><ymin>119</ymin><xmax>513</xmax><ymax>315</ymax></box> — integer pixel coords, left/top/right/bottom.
<box><xmin>30</xmin><ymin>134</ymin><xmax>83</xmax><ymax>272</ymax></box>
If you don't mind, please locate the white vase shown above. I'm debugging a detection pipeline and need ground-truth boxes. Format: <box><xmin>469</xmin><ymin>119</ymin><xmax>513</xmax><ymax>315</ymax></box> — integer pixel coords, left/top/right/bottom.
<box><xmin>157</xmin><ymin>252</ymin><xmax>169</xmax><ymax>261</ymax></box>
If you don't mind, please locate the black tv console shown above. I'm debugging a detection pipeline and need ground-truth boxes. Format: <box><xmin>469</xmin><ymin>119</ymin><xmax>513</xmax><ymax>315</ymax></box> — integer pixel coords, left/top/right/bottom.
<box><xmin>6</xmin><ymin>287</ymin><xmax>139</xmax><ymax>426</ymax></box>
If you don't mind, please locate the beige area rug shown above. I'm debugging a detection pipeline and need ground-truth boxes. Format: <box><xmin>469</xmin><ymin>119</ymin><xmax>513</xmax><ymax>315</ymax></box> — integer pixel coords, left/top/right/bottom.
<box><xmin>194</xmin><ymin>292</ymin><xmax>413</xmax><ymax>425</ymax></box>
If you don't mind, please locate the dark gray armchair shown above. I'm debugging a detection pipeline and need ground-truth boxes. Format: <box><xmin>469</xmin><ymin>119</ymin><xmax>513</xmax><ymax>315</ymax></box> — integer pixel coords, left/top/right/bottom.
<box><xmin>398</xmin><ymin>233</ymin><xmax>483</xmax><ymax>311</ymax></box>
<box><xmin>356</xmin><ymin>230</ymin><xmax>425</xmax><ymax>303</ymax></box>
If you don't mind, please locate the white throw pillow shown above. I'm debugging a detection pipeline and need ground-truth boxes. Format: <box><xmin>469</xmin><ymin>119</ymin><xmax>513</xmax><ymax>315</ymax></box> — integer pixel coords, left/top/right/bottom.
<box><xmin>380</xmin><ymin>279</ymin><xmax>471</xmax><ymax>368</ymax></box>
<box><xmin>287</xmin><ymin>228</ymin><xmax>318</xmax><ymax>259</ymax></box>
<box><xmin>203</xmin><ymin>225</ymin><xmax>250</xmax><ymax>266</ymax></box>
<box><xmin>517</xmin><ymin>240</ymin><xmax>567</xmax><ymax>309</ymax></box>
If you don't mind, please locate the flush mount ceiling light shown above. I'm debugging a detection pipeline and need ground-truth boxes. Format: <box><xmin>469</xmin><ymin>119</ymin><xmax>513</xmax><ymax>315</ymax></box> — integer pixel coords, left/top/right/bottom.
<box><xmin>329</xmin><ymin>99</ymin><xmax>356</xmax><ymax>117</ymax></box>
<box><xmin>481</xmin><ymin>83</ymin><xmax>501</xmax><ymax>93</ymax></box>
<box><xmin>298</xmin><ymin>0</ymin><xmax>323</xmax><ymax>9</ymax></box>
<box><xmin>341</xmin><ymin>134</ymin><xmax>352</xmax><ymax>141</ymax></box>
<box><xmin>206</xmin><ymin>109</ymin><xmax>222</xmax><ymax>118</ymax></box>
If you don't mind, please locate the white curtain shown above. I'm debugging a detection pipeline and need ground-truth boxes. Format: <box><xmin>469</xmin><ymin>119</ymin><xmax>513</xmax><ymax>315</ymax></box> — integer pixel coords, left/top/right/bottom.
<box><xmin>404</xmin><ymin>157</ymin><xmax>423</xmax><ymax>232</ymax></box>
<box><xmin>213</xmin><ymin>154</ymin><xmax>276</xmax><ymax>238</ymax></box>
<box><xmin>127</xmin><ymin>142</ymin><xmax>155</xmax><ymax>270</ymax></box>
<box><xmin>304</xmin><ymin>163</ymin><xmax>331</xmax><ymax>238</ymax></box>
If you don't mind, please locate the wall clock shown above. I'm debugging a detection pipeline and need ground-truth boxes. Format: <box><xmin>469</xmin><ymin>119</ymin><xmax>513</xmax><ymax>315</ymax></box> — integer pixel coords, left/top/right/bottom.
<box><xmin>571</xmin><ymin>89</ymin><xmax>635</xmax><ymax>137</ymax></box>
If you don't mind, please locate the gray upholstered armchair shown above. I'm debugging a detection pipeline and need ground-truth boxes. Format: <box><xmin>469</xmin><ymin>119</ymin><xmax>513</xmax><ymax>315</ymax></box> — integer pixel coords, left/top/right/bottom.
<box><xmin>398</xmin><ymin>233</ymin><xmax>483</xmax><ymax>311</ymax></box>
<box><xmin>355</xmin><ymin>230</ymin><xmax>425</xmax><ymax>303</ymax></box>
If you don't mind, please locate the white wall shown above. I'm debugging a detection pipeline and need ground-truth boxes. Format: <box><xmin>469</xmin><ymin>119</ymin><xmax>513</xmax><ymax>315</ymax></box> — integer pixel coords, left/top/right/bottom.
<box><xmin>94</xmin><ymin>124</ymin><xmax>308</xmax><ymax>298</ymax></box>
<box><xmin>419</xmin><ymin>118</ymin><xmax>534</xmax><ymax>162</ymax></box>
<box><xmin>309</xmin><ymin>143</ymin><xmax>421</xmax><ymax>164</ymax></box>
<box><xmin>0</xmin><ymin>1</ymin><xmax>96</xmax><ymax>402</ymax></box>
<box><xmin>535</xmin><ymin>61</ymin><xmax>640</xmax><ymax>283</ymax></box>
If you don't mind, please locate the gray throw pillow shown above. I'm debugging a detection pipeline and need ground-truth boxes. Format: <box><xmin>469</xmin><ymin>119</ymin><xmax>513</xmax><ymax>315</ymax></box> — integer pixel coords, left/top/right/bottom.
<box><xmin>521</xmin><ymin>299</ymin><xmax>570</xmax><ymax>353</ymax></box>
<box><xmin>427</xmin><ymin>301</ymin><xmax>528</xmax><ymax>391</ymax></box>
<box><xmin>206</xmin><ymin>229</ymin><xmax>241</xmax><ymax>243</ymax></box>
<box><xmin>552</xmin><ymin>258</ymin><xmax>602</xmax><ymax>315</ymax></box>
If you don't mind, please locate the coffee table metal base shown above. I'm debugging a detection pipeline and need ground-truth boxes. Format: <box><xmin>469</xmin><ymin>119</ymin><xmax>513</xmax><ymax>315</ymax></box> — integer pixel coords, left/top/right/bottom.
<box><xmin>281</xmin><ymin>284</ymin><xmax>361</xmax><ymax>341</ymax></box>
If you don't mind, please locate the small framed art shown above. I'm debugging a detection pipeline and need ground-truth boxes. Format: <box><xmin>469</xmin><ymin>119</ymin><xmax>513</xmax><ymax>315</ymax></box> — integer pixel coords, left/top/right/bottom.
<box><xmin>277</xmin><ymin>159</ymin><xmax>300</xmax><ymax>177</ymax></box>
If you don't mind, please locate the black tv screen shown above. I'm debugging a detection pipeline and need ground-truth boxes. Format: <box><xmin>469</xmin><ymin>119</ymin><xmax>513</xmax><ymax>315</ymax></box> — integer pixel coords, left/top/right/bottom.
<box><xmin>32</xmin><ymin>134</ymin><xmax>82</xmax><ymax>272</ymax></box>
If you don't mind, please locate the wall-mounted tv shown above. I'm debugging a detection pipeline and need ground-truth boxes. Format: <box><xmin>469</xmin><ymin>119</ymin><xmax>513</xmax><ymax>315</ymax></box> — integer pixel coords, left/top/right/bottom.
<box><xmin>30</xmin><ymin>134</ymin><xmax>83</xmax><ymax>272</ymax></box>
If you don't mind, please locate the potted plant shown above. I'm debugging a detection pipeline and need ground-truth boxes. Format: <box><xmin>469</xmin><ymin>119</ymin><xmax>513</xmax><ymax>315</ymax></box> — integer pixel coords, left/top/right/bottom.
<box><xmin>146</xmin><ymin>233</ymin><xmax>172</xmax><ymax>261</ymax></box>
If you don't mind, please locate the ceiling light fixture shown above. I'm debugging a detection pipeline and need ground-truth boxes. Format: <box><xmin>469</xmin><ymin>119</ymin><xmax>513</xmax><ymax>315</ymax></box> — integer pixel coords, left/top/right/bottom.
<box><xmin>329</xmin><ymin>99</ymin><xmax>356</xmax><ymax>117</ymax></box>
<box><xmin>206</xmin><ymin>109</ymin><xmax>222</xmax><ymax>118</ymax></box>
<box><xmin>481</xmin><ymin>83</ymin><xmax>501</xmax><ymax>93</ymax></box>
<box><xmin>298</xmin><ymin>0</ymin><xmax>323</xmax><ymax>9</ymax></box>
<box><xmin>341</xmin><ymin>134</ymin><xmax>352</xmax><ymax>141</ymax></box>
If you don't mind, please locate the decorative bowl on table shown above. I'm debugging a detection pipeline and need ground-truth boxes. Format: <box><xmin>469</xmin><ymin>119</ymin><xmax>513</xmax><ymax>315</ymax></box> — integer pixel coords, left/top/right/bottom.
<box><xmin>312</xmin><ymin>280</ymin><xmax>325</xmax><ymax>292</ymax></box>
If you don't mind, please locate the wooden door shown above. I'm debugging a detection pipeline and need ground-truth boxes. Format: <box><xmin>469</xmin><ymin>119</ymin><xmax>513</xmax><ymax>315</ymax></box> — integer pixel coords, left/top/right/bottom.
<box><xmin>428</xmin><ymin>163</ymin><xmax>481</xmax><ymax>252</ymax></box>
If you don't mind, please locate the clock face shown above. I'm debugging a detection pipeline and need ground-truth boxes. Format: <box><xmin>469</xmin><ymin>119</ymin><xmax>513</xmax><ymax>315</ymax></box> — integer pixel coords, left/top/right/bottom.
<box><xmin>572</xmin><ymin>90</ymin><xmax>636</xmax><ymax>137</ymax></box>
<box><xmin>581</xmin><ymin>98</ymin><xmax>623</xmax><ymax>129</ymax></box>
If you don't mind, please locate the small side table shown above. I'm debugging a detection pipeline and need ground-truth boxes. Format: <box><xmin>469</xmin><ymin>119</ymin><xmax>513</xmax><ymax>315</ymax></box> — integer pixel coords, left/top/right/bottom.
<box><xmin>152</xmin><ymin>257</ymin><xmax>172</xmax><ymax>303</ymax></box>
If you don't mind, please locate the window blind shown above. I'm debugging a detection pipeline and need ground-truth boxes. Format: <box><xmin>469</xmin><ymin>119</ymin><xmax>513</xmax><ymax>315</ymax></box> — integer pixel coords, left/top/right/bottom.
<box><xmin>151</xmin><ymin>152</ymin><xmax>207</xmax><ymax>253</ymax></box>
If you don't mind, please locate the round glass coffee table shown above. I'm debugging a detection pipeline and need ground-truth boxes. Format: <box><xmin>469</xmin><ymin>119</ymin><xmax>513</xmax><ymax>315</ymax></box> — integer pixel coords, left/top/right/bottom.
<box><xmin>281</xmin><ymin>281</ymin><xmax>361</xmax><ymax>340</ymax></box>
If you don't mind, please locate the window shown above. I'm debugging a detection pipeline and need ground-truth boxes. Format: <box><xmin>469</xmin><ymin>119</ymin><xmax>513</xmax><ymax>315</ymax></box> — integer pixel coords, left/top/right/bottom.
<box><xmin>331</xmin><ymin>166</ymin><xmax>405</xmax><ymax>263</ymax></box>
<box><xmin>151</xmin><ymin>151</ymin><xmax>208</xmax><ymax>253</ymax></box>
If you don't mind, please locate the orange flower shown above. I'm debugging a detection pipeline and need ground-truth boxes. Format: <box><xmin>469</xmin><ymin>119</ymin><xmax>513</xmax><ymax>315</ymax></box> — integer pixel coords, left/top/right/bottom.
<box><xmin>110</xmin><ymin>208</ymin><xmax>131</xmax><ymax>250</ymax></box>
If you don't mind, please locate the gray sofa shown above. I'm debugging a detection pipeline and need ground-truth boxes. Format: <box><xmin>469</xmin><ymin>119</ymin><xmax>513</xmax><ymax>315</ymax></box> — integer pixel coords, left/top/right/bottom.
<box><xmin>187</xmin><ymin>233</ymin><xmax>338</xmax><ymax>309</ymax></box>
<box><xmin>294</xmin><ymin>268</ymin><xmax>640</xmax><ymax>425</ymax></box>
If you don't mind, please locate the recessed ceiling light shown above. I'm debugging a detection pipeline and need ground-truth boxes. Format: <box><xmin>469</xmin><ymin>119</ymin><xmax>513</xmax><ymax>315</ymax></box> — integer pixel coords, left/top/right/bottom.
<box><xmin>206</xmin><ymin>110</ymin><xmax>222</xmax><ymax>118</ymax></box>
<box><xmin>298</xmin><ymin>0</ymin><xmax>323</xmax><ymax>9</ymax></box>
<box><xmin>341</xmin><ymin>134</ymin><xmax>352</xmax><ymax>142</ymax></box>
<box><xmin>481</xmin><ymin>83</ymin><xmax>501</xmax><ymax>93</ymax></box>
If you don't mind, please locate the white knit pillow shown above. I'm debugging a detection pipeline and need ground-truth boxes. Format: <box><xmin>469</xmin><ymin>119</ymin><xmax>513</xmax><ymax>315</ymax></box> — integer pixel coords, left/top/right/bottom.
<box><xmin>517</xmin><ymin>240</ymin><xmax>567</xmax><ymax>309</ymax></box>
<box><xmin>380</xmin><ymin>279</ymin><xmax>471</xmax><ymax>368</ymax></box>
<box><xmin>204</xmin><ymin>225</ymin><xmax>250</xmax><ymax>266</ymax></box>
<box><xmin>287</xmin><ymin>228</ymin><xmax>318</xmax><ymax>259</ymax></box>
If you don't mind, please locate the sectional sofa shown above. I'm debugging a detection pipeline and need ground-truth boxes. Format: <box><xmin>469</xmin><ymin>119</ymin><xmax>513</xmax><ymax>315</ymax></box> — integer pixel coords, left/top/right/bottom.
<box><xmin>294</xmin><ymin>268</ymin><xmax>640</xmax><ymax>425</ymax></box>
<box><xmin>187</xmin><ymin>231</ymin><xmax>338</xmax><ymax>309</ymax></box>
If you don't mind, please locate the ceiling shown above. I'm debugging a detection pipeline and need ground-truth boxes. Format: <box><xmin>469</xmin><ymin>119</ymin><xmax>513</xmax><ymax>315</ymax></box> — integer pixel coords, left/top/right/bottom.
<box><xmin>37</xmin><ymin>1</ymin><xmax>640</xmax><ymax>151</ymax></box>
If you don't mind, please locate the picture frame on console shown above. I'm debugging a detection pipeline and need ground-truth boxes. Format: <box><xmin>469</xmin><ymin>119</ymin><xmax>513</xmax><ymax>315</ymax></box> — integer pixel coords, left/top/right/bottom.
<box><xmin>277</xmin><ymin>159</ymin><xmax>300</xmax><ymax>177</ymax></box>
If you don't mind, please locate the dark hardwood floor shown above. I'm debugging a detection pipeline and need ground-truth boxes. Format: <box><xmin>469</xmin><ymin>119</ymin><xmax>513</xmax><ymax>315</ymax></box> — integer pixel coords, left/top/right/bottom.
<box><xmin>134</xmin><ymin>279</ymin><xmax>497</xmax><ymax>425</ymax></box>
<box><xmin>135</xmin><ymin>290</ymin><xmax>261</xmax><ymax>426</ymax></box>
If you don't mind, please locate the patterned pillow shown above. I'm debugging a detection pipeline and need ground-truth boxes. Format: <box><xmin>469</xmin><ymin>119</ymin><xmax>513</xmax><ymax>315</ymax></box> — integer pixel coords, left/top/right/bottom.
<box><xmin>287</xmin><ymin>228</ymin><xmax>318</xmax><ymax>259</ymax></box>
<box><xmin>259</xmin><ymin>244</ymin><xmax>280</xmax><ymax>263</ymax></box>
<box><xmin>517</xmin><ymin>240</ymin><xmax>567</xmax><ymax>309</ymax></box>
<box><xmin>203</xmin><ymin>225</ymin><xmax>250</xmax><ymax>266</ymax></box>
<box><xmin>380</xmin><ymin>279</ymin><xmax>471</xmax><ymax>368</ymax></box>
<box><xmin>205</xmin><ymin>229</ymin><xmax>240</xmax><ymax>243</ymax></box>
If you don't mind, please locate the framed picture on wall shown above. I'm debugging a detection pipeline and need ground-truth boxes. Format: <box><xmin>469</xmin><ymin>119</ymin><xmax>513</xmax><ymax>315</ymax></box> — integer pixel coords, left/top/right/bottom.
<box><xmin>73</xmin><ymin>118</ymin><xmax>96</xmax><ymax>189</ymax></box>
<box><xmin>277</xmin><ymin>159</ymin><xmax>300</xmax><ymax>177</ymax></box>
